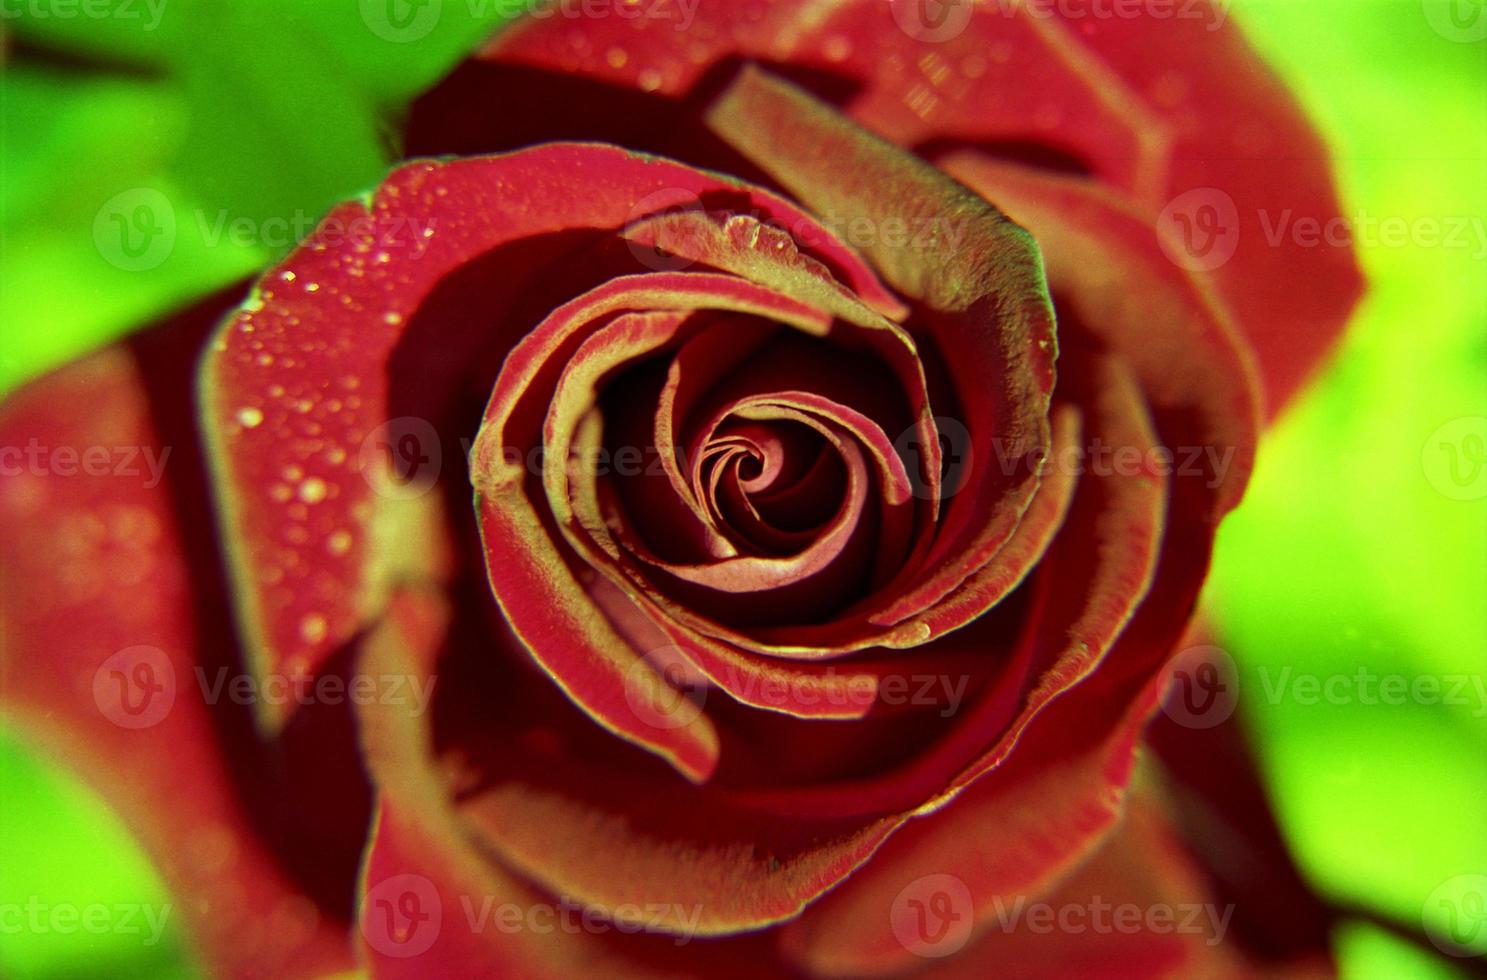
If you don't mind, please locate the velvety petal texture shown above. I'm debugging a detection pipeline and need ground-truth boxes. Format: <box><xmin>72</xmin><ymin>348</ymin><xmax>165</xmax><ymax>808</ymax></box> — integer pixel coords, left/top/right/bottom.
<box><xmin>0</xmin><ymin>313</ymin><xmax>360</xmax><ymax>980</ymax></box>
<box><xmin>451</xmin><ymin>0</ymin><xmax>1361</xmax><ymax>414</ymax></box>
<box><xmin>0</xmin><ymin>2</ymin><xmax>1364</xmax><ymax>978</ymax></box>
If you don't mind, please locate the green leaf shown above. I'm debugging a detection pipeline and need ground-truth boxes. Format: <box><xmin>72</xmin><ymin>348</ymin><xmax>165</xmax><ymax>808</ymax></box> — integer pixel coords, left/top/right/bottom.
<box><xmin>0</xmin><ymin>728</ymin><xmax>199</xmax><ymax>979</ymax></box>
<box><xmin>1214</xmin><ymin>1</ymin><xmax>1487</xmax><ymax>969</ymax></box>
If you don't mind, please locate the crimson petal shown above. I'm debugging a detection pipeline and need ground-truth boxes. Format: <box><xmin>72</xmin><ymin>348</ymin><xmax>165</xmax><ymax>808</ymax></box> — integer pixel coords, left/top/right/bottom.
<box><xmin>0</xmin><ymin>346</ymin><xmax>356</xmax><ymax>980</ymax></box>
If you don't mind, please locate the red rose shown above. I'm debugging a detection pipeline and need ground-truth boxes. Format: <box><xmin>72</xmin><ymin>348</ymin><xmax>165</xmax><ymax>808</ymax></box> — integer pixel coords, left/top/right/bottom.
<box><xmin>0</xmin><ymin>3</ymin><xmax>1360</xmax><ymax>978</ymax></box>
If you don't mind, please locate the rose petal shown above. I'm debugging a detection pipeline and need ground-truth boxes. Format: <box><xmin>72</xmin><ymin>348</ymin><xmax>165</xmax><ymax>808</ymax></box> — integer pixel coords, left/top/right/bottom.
<box><xmin>356</xmin><ymin>587</ymin><xmax>618</xmax><ymax>979</ymax></box>
<box><xmin>939</xmin><ymin>156</ymin><xmax>1259</xmax><ymax>518</ymax></box>
<box><xmin>427</xmin><ymin>352</ymin><xmax>1158</xmax><ymax>944</ymax></box>
<box><xmin>908</xmin><ymin>775</ymin><xmax>1258</xmax><ymax>979</ymax></box>
<box><xmin>456</xmin><ymin>777</ymin><xmax>900</xmax><ymax>939</ymax></box>
<box><xmin>777</xmin><ymin>366</ymin><xmax>1231</xmax><ymax>972</ymax></box>
<box><xmin>725</xmin><ymin>353</ymin><xmax>1159</xmax><ymax>822</ymax></box>
<box><xmin>467</xmin><ymin>0</ymin><xmax>1361</xmax><ymax>412</ymax></box>
<box><xmin>703</xmin><ymin>65</ymin><xmax>1058</xmax><ymax>639</ymax></box>
<box><xmin>357</xmin><ymin>586</ymin><xmax>825</xmax><ymax>977</ymax></box>
<box><xmin>200</xmin><ymin>144</ymin><xmax>896</xmax><ymax>731</ymax></box>
<box><xmin>0</xmin><ymin>333</ymin><xmax>355</xmax><ymax>980</ymax></box>
<box><xmin>358</xmin><ymin>581</ymin><xmax>901</xmax><ymax>941</ymax></box>
<box><xmin>472</xmin><ymin>271</ymin><xmax>838</xmax><ymax>783</ymax></box>
<box><xmin>777</xmin><ymin>684</ymin><xmax>1165</xmax><ymax>977</ymax></box>
<box><xmin>1038</xmin><ymin>3</ymin><xmax>1365</xmax><ymax>413</ymax></box>
<box><xmin>584</xmin><ymin>571</ymin><xmax>882</xmax><ymax>721</ymax></box>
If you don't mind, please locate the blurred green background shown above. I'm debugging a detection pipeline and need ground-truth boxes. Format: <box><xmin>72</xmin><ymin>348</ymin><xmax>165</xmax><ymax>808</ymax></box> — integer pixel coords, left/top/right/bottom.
<box><xmin>0</xmin><ymin>1</ymin><xmax>1483</xmax><ymax>977</ymax></box>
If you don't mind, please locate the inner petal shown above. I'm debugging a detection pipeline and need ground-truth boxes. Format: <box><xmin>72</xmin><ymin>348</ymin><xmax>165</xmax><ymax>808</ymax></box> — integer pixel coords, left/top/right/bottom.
<box><xmin>702</xmin><ymin>420</ymin><xmax>843</xmax><ymax>554</ymax></box>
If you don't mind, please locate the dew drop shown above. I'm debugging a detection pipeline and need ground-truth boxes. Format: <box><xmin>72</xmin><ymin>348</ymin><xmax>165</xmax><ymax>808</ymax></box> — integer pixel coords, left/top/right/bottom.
<box><xmin>299</xmin><ymin>614</ymin><xmax>329</xmax><ymax>644</ymax></box>
<box><xmin>298</xmin><ymin>478</ymin><xmax>329</xmax><ymax>504</ymax></box>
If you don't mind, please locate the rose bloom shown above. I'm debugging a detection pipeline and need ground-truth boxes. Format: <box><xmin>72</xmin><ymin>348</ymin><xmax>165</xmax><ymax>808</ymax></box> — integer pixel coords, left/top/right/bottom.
<box><xmin>0</xmin><ymin>2</ymin><xmax>1360</xmax><ymax>978</ymax></box>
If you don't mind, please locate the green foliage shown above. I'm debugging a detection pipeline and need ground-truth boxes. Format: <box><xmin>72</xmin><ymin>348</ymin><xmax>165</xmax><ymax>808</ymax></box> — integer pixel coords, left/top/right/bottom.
<box><xmin>1211</xmin><ymin>4</ymin><xmax>1487</xmax><ymax>975</ymax></box>
<box><xmin>0</xmin><ymin>0</ymin><xmax>516</xmax><ymax>393</ymax></box>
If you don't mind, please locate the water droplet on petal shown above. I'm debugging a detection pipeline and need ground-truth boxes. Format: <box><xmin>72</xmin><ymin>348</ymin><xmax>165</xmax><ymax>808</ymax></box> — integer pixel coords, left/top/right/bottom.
<box><xmin>298</xmin><ymin>478</ymin><xmax>328</xmax><ymax>504</ymax></box>
<box><xmin>299</xmin><ymin>614</ymin><xmax>328</xmax><ymax>644</ymax></box>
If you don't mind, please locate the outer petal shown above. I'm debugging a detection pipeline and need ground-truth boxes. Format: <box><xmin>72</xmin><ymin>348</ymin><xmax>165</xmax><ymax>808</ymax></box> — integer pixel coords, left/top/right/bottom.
<box><xmin>940</xmin><ymin>156</ymin><xmax>1261</xmax><ymax>517</ymax></box>
<box><xmin>1040</xmin><ymin>2</ymin><xmax>1365</xmax><ymax>412</ymax></box>
<box><xmin>777</xmin><ymin>662</ymin><xmax>1170</xmax><ymax>977</ymax></box>
<box><xmin>355</xmin><ymin>587</ymin><xmax>602</xmax><ymax>980</ymax></box>
<box><xmin>1147</xmin><ymin>645</ymin><xmax>1340</xmax><ymax>968</ymax></box>
<box><xmin>427</xmin><ymin>0</ymin><xmax>1361</xmax><ymax>411</ymax></box>
<box><xmin>355</xmin><ymin>586</ymin><xmax>889</xmax><ymax>965</ymax></box>
<box><xmin>832</xmin><ymin>765</ymin><xmax>1334</xmax><ymax>979</ymax></box>
<box><xmin>915</xmin><ymin>777</ymin><xmax>1261</xmax><ymax>980</ymax></box>
<box><xmin>0</xmin><ymin>320</ymin><xmax>356</xmax><ymax>979</ymax></box>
